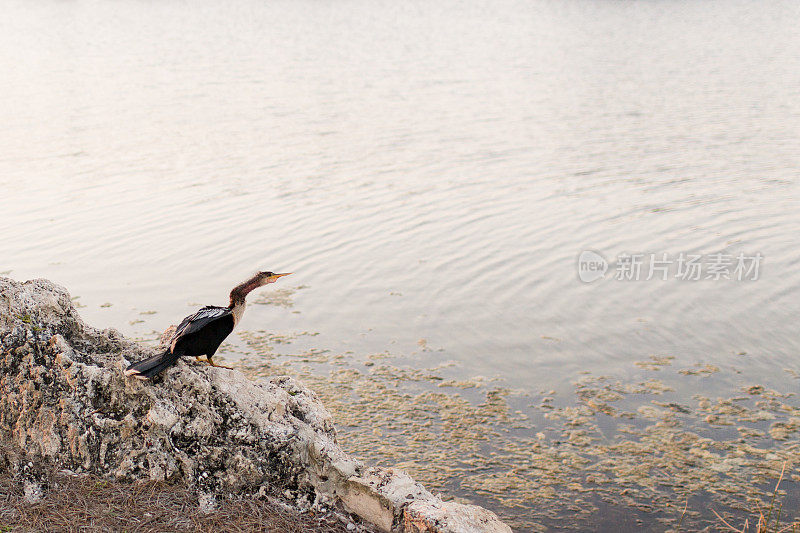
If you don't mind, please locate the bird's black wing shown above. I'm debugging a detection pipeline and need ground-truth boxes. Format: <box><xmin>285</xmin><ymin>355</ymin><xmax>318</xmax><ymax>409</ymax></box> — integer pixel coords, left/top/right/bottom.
<box><xmin>173</xmin><ymin>306</ymin><xmax>229</xmax><ymax>338</ymax></box>
<box><xmin>170</xmin><ymin>306</ymin><xmax>235</xmax><ymax>357</ymax></box>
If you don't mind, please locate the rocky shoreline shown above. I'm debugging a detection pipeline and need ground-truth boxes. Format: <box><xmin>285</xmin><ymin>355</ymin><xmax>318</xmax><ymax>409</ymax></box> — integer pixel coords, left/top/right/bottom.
<box><xmin>0</xmin><ymin>277</ymin><xmax>510</xmax><ymax>533</ymax></box>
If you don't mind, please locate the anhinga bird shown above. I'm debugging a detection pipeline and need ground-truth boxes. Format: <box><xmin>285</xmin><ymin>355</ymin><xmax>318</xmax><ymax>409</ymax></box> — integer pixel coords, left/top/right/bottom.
<box><xmin>124</xmin><ymin>271</ymin><xmax>291</xmax><ymax>380</ymax></box>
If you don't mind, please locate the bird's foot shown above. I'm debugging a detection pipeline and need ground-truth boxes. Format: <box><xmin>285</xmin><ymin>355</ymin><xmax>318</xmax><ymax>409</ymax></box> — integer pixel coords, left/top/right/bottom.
<box><xmin>207</xmin><ymin>360</ymin><xmax>233</xmax><ymax>370</ymax></box>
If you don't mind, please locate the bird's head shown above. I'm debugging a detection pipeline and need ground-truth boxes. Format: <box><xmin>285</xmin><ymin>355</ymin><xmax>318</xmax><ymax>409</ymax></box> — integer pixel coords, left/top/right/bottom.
<box><xmin>230</xmin><ymin>271</ymin><xmax>292</xmax><ymax>306</ymax></box>
<box><xmin>256</xmin><ymin>271</ymin><xmax>292</xmax><ymax>286</ymax></box>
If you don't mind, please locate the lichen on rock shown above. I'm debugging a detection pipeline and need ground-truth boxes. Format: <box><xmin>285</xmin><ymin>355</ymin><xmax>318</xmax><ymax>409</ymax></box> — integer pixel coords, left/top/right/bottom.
<box><xmin>0</xmin><ymin>277</ymin><xmax>510</xmax><ymax>533</ymax></box>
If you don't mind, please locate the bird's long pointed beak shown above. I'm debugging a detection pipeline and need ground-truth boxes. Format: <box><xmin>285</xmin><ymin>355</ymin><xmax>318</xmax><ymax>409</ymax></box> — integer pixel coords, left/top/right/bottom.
<box><xmin>270</xmin><ymin>272</ymin><xmax>292</xmax><ymax>281</ymax></box>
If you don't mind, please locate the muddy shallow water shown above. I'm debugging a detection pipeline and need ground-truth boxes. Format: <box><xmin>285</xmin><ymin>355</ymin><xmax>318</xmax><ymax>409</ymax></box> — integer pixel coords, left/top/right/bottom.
<box><xmin>3</xmin><ymin>0</ymin><xmax>800</xmax><ymax>529</ymax></box>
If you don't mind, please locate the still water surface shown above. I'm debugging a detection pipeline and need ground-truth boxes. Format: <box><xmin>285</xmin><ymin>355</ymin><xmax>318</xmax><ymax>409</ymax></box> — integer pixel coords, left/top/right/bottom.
<box><xmin>2</xmin><ymin>0</ymin><xmax>800</xmax><ymax>529</ymax></box>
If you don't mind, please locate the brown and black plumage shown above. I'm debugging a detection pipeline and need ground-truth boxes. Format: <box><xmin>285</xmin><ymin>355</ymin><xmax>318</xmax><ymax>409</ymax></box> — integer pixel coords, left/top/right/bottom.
<box><xmin>124</xmin><ymin>271</ymin><xmax>291</xmax><ymax>380</ymax></box>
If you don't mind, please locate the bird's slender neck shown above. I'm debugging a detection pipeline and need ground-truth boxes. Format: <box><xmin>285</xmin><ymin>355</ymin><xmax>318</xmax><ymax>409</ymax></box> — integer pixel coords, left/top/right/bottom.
<box><xmin>229</xmin><ymin>274</ymin><xmax>262</xmax><ymax>308</ymax></box>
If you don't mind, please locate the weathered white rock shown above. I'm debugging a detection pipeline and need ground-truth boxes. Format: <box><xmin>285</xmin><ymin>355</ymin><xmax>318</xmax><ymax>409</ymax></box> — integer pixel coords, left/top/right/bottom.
<box><xmin>403</xmin><ymin>500</ymin><xmax>512</xmax><ymax>533</ymax></box>
<box><xmin>0</xmin><ymin>278</ymin><xmax>511</xmax><ymax>533</ymax></box>
<box><xmin>23</xmin><ymin>480</ymin><xmax>44</xmax><ymax>504</ymax></box>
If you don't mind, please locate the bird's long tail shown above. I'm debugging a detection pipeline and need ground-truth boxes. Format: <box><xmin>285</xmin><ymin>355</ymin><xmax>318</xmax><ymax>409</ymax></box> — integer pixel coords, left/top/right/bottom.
<box><xmin>124</xmin><ymin>349</ymin><xmax>181</xmax><ymax>380</ymax></box>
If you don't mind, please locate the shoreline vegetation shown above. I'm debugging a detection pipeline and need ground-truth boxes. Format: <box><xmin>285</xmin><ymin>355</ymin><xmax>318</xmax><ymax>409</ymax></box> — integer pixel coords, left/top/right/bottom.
<box><xmin>4</xmin><ymin>470</ymin><xmax>794</xmax><ymax>533</ymax></box>
<box><xmin>0</xmin><ymin>467</ymin><xmax>350</xmax><ymax>533</ymax></box>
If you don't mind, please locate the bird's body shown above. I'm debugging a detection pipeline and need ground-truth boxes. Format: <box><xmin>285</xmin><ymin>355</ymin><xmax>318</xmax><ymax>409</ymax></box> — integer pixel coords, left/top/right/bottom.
<box><xmin>125</xmin><ymin>271</ymin><xmax>290</xmax><ymax>380</ymax></box>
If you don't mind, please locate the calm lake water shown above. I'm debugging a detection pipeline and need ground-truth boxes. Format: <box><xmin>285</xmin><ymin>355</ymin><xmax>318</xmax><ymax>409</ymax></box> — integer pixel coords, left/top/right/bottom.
<box><xmin>2</xmin><ymin>0</ymin><xmax>800</xmax><ymax>530</ymax></box>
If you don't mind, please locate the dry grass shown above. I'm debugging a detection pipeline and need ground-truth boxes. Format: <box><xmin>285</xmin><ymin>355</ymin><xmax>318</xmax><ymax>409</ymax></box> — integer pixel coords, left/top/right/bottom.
<box><xmin>0</xmin><ymin>471</ymin><xmax>352</xmax><ymax>533</ymax></box>
<box><xmin>709</xmin><ymin>461</ymin><xmax>800</xmax><ymax>533</ymax></box>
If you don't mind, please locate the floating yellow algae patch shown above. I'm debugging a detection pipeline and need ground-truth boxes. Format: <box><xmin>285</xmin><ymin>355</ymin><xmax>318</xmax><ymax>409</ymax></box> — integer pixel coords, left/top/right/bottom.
<box><xmin>252</xmin><ymin>285</ymin><xmax>308</xmax><ymax>308</ymax></box>
<box><xmin>784</xmin><ymin>368</ymin><xmax>800</xmax><ymax>379</ymax></box>
<box><xmin>634</xmin><ymin>355</ymin><xmax>675</xmax><ymax>370</ymax></box>
<box><xmin>437</xmin><ymin>376</ymin><xmax>492</xmax><ymax>389</ymax></box>
<box><xmin>678</xmin><ymin>363</ymin><xmax>720</xmax><ymax>376</ymax></box>
<box><xmin>769</xmin><ymin>419</ymin><xmax>800</xmax><ymax>441</ymax></box>
<box><xmin>235</xmin><ymin>330</ymin><xmax>800</xmax><ymax>531</ymax></box>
